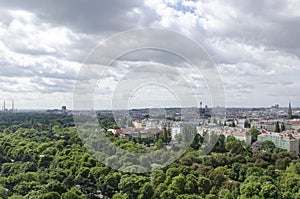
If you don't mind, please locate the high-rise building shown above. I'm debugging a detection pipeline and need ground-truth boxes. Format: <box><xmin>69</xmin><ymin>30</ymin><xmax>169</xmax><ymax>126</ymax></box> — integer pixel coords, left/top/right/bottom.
<box><xmin>288</xmin><ymin>102</ymin><xmax>292</xmax><ymax>119</ymax></box>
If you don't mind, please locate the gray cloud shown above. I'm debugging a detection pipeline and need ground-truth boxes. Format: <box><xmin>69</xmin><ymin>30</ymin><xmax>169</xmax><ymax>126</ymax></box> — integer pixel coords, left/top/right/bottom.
<box><xmin>0</xmin><ymin>0</ymin><xmax>158</xmax><ymax>34</ymax></box>
<box><xmin>193</xmin><ymin>0</ymin><xmax>300</xmax><ymax>57</ymax></box>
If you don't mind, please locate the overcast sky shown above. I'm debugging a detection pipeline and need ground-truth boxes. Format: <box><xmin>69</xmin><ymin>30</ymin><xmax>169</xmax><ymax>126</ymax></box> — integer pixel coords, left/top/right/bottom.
<box><xmin>0</xmin><ymin>0</ymin><xmax>299</xmax><ymax>110</ymax></box>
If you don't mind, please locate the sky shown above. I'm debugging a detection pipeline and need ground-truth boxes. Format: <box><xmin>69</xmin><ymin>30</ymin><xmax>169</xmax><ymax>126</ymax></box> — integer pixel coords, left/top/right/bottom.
<box><xmin>0</xmin><ymin>0</ymin><xmax>299</xmax><ymax>110</ymax></box>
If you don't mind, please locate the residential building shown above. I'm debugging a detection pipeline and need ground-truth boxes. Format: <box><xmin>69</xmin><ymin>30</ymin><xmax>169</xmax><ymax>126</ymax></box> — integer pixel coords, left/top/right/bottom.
<box><xmin>221</xmin><ymin>130</ymin><xmax>252</xmax><ymax>146</ymax></box>
<box><xmin>258</xmin><ymin>130</ymin><xmax>299</xmax><ymax>154</ymax></box>
<box><xmin>292</xmin><ymin>121</ymin><xmax>300</xmax><ymax>130</ymax></box>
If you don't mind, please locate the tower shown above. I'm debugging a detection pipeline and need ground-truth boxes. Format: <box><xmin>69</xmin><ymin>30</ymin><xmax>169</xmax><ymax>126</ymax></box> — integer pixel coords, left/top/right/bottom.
<box><xmin>288</xmin><ymin>102</ymin><xmax>292</xmax><ymax>119</ymax></box>
<box><xmin>62</xmin><ymin>106</ymin><xmax>67</xmax><ymax>114</ymax></box>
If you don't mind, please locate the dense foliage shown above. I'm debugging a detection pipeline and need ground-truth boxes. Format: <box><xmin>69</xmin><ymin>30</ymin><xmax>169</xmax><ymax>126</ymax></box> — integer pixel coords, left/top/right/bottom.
<box><xmin>0</xmin><ymin>113</ymin><xmax>299</xmax><ymax>198</ymax></box>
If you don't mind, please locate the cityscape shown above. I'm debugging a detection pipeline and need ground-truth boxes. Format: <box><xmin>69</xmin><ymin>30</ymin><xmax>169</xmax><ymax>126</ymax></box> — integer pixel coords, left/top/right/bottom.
<box><xmin>0</xmin><ymin>0</ymin><xmax>300</xmax><ymax>199</ymax></box>
<box><xmin>2</xmin><ymin>101</ymin><xmax>300</xmax><ymax>155</ymax></box>
<box><xmin>0</xmin><ymin>100</ymin><xmax>300</xmax><ymax>197</ymax></box>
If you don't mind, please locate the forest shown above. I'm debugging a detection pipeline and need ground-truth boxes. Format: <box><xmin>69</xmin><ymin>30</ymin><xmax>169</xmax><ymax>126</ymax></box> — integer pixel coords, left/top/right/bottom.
<box><xmin>0</xmin><ymin>112</ymin><xmax>299</xmax><ymax>199</ymax></box>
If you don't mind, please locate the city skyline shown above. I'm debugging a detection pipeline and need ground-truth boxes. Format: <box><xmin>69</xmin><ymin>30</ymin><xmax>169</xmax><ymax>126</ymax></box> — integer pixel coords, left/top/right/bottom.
<box><xmin>1</xmin><ymin>100</ymin><xmax>299</xmax><ymax>111</ymax></box>
<box><xmin>0</xmin><ymin>0</ymin><xmax>299</xmax><ymax>109</ymax></box>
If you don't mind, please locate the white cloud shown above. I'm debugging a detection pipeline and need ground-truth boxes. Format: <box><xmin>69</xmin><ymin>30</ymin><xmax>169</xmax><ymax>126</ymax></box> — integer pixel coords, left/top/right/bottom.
<box><xmin>143</xmin><ymin>0</ymin><xmax>300</xmax><ymax>107</ymax></box>
<box><xmin>0</xmin><ymin>0</ymin><xmax>299</xmax><ymax>109</ymax></box>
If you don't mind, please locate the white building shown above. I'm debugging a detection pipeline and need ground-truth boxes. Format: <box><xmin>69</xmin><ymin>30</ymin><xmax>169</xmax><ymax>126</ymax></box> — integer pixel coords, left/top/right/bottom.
<box><xmin>221</xmin><ymin>130</ymin><xmax>252</xmax><ymax>146</ymax></box>
<box><xmin>258</xmin><ymin>130</ymin><xmax>299</xmax><ymax>154</ymax></box>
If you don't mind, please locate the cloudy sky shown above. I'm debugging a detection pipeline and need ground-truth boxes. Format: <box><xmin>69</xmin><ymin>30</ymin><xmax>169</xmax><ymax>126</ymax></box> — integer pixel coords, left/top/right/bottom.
<box><xmin>0</xmin><ymin>0</ymin><xmax>299</xmax><ymax>110</ymax></box>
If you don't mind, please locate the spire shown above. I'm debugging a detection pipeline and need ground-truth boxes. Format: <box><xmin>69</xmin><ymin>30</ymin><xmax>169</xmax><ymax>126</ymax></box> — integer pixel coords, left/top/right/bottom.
<box><xmin>288</xmin><ymin>101</ymin><xmax>292</xmax><ymax>119</ymax></box>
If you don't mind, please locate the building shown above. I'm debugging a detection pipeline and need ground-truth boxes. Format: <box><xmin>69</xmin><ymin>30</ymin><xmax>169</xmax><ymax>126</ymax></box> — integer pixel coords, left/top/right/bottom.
<box><xmin>292</xmin><ymin>121</ymin><xmax>300</xmax><ymax>130</ymax></box>
<box><xmin>171</xmin><ymin>122</ymin><xmax>181</xmax><ymax>140</ymax></box>
<box><xmin>258</xmin><ymin>130</ymin><xmax>299</xmax><ymax>154</ymax></box>
<box><xmin>196</xmin><ymin>125</ymin><xmax>252</xmax><ymax>146</ymax></box>
<box><xmin>251</xmin><ymin>120</ymin><xmax>276</xmax><ymax>131</ymax></box>
<box><xmin>221</xmin><ymin>130</ymin><xmax>252</xmax><ymax>146</ymax></box>
<box><xmin>108</xmin><ymin>127</ymin><xmax>162</xmax><ymax>139</ymax></box>
<box><xmin>199</xmin><ymin>102</ymin><xmax>211</xmax><ymax>117</ymax></box>
<box><xmin>271</xmin><ymin>104</ymin><xmax>280</xmax><ymax>109</ymax></box>
<box><xmin>251</xmin><ymin>120</ymin><xmax>291</xmax><ymax>132</ymax></box>
<box><xmin>62</xmin><ymin>106</ymin><xmax>67</xmax><ymax>114</ymax></box>
<box><xmin>132</xmin><ymin>120</ymin><xmax>145</xmax><ymax>128</ymax></box>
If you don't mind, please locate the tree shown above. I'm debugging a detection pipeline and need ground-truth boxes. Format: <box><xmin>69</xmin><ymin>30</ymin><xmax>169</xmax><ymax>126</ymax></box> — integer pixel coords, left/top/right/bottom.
<box><xmin>38</xmin><ymin>192</ymin><xmax>60</xmax><ymax>199</ymax></box>
<box><xmin>180</xmin><ymin>157</ymin><xmax>193</xmax><ymax>166</ymax></box>
<box><xmin>208</xmin><ymin>170</ymin><xmax>227</xmax><ymax>187</ymax></box>
<box><xmin>118</xmin><ymin>174</ymin><xmax>148</xmax><ymax>198</ymax></box>
<box><xmin>281</xmin><ymin>123</ymin><xmax>286</xmax><ymax>132</ymax></box>
<box><xmin>198</xmin><ymin>177</ymin><xmax>211</xmax><ymax>194</ymax></box>
<box><xmin>162</xmin><ymin>127</ymin><xmax>171</xmax><ymax>143</ymax></box>
<box><xmin>177</xmin><ymin>194</ymin><xmax>203</xmax><ymax>199</ymax></box>
<box><xmin>151</xmin><ymin>170</ymin><xmax>166</xmax><ymax>188</ymax></box>
<box><xmin>38</xmin><ymin>155</ymin><xmax>53</xmax><ymax>168</ymax></box>
<box><xmin>152</xmin><ymin>183</ymin><xmax>167</xmax><ymax>198</ymax></box>
<box><xmin>112</xmin><ymin>193</ymin><xmax>128</xmax><ymax>199</ymax></box>
<box><xmin>212</xmin><ymin>134</ymin><xmax>226</xmax><ymax>153</ymax></box>
<box><xmin>184</xmin><ymin>174</ymin><xmax>198</xmax><ymax>194</ymax></box>
<box><xmin>265</xmin><ymin>165</ymin><xmax>276</xmax><ymax>178</ymax></box>
<box><xmin>45</xmin><ymin>180</ymin><xmax>67</xmax><ymax>194</ymax></box>
<box><xmin>225</xmin><ymin>137</ymin><xmax>244</xmax><ymax>154</ymax></box>
<box><xmin>259</xmin><ymin>181</ymin><xmax>279</xmax><ymax>198</ymax></box>
<box><xmin>61</xmin><ymin>188</ymin><xmax>85</xmax><ymax>199</ymax></box>
<box><xmin>230</xmin><ymin>121</ymin><xmax>236</xmax><ymax>127</ymax></box>
<box><xmin>275</xmin><ymin>122</ymin><xmax>280</xmax><ymax>133</ymax></box>
<box><xmin>240</xmin><ymin>181</ymin><xmax>261</xmax><ymax>198</ymax></box>
<box><xmin>295</xmin><ymin>162</ymin><xmax>300</xmax><ymax>175</ymax></box>
<box><xmin>260</xmin><ymin>140</ymin><xmax>275</xmax><ymax>153</ymax></box>
<box><xmin>246</xmin><ymin>167</ymin><xmax>264</xmax><ymax>178</ymax></box>
<box><xmin>104</xmin><ymin>172</ymin><xmax>121</xmax><ymax>197</ymax></box>
<box><xmin>249</xmin><ymin>127</ymin><xmax>260</xmax><ymax>143</ymax></box>
<box><xmin>160</xmin><ymin>189</ymin><xmax>176</xmax><ymax>199</ymax></box>
<box><xmin>0</xmin><ymin>186</ymin><xmax>8</xmax><ymax>199</ymax></box>
<box><xmin>138</xmin><ymin>182</ymin><xmax>153</xmax><ymax>199</ymax></box>
<box><xmin>166</xmin><ymin>167</ymin><xmax>180</xmax><ymax>178</ymax></box>
<box><xmin>168</xmin><ymin>174</ymin><xmax>186</xmax><ymax>195</ymax></box>
<box><xmin>275</xmin><ymin>157</ymin><xmax>291</xmax><ymax>170</ymax></box>
<box><xmin>191</xmin><ymin>133</ymin><xmax>203</xmax><ymax>150</ymax></box>
<box><xmin>218</xmin><ymin>189</ymin><xmax>233</xmax><ymax>199</ymax></box>
<box><xmin>205</xmin><ymin>194</ymin><xmax>217</xmax><ymax>199</ymax></box>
